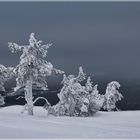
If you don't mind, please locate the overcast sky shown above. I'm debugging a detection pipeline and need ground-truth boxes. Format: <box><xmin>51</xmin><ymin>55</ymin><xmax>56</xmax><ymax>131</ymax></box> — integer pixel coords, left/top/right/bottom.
<box><xmin>0</xmin><ymin>2</ymin><xmax>140</xmax><ymax>83</ymax></box>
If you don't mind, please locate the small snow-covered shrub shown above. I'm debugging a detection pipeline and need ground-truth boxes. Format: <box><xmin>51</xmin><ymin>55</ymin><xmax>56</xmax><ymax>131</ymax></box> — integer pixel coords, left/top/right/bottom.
<box><xmin>103</xmin><ymin>81</ymin><xmax>123</xmax><ymax>111</ymax></box>
<box><xmin>87</xmin><ymin>85</ymin><xmax>104</xmax><ymax>115</ymax></box>
<box><xmin>48</xmin><ymin>67</ymin><xmax>86</xmax><ymax>116</ymax></box>
<box><xmin>0</xmin><ymin>64</ymin><xmax>14</xmax><ymax>92</ymax></box>
<box><xmin>0</xmin><ymin>64</ymin><xmax>14</xmax><ymax>106</ymax></box>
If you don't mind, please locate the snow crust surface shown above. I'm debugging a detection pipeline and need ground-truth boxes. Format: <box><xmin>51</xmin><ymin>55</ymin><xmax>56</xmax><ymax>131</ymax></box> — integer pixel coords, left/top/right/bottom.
<box><xmin>0</xmin><ymin>105</ymin><xmax>140</xmax><ymax>138</ymax></box>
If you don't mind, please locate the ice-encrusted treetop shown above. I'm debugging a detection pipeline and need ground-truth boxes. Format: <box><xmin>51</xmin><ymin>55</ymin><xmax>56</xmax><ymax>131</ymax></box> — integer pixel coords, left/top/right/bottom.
<box><xmin>85</xmin><ymin>76</ymin><xmax>93</xmax><ymax>92</ymax></box>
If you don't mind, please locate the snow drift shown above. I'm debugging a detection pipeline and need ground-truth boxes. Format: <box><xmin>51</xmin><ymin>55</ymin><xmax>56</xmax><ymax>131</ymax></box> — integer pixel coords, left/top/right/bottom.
<box><xmin>0</xmin><ymin>105</ymin><xmax>140</xmax><ymax>138</ymax></box>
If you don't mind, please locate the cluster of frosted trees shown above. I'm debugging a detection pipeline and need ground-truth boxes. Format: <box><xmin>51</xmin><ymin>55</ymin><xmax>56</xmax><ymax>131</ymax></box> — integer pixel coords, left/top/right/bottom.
<box><xmin>0</xmin><ymin>33</ymin><xmax>123</xmax><ymax>116</ymax></box>
<box><xmin>48</xmin><ymin>67</ymin><xmax>123</xmax><ymax>116</ymax></box>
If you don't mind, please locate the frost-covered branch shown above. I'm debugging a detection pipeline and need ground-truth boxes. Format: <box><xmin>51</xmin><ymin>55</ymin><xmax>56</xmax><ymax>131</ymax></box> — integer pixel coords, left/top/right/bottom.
<box><xmin>33</xmin><ymin>97</ymin><xmax>51</xmax><ymax>106</ymax></box>
<box><xmin>16</xmin><ymin>96</ymin><xmax>25</xmax><ymax>100</ymax></box>
<box><xmin>8</xmin><ymin>42</ymin><xmax>26</xmax><ymax>53</ymax></box>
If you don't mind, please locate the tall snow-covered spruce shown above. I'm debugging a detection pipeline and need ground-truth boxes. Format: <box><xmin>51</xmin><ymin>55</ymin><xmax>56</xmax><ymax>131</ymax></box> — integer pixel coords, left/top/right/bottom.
<box><xmin>8</xmin><ymin>33</ymin><xmax>64</xmax><ymax>115</ymax></box>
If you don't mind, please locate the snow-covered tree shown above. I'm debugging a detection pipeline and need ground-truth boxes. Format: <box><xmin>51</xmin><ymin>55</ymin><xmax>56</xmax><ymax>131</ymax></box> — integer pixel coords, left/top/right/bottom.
<box><xmin>49</xmin><ymin>66</ymin><xmax>86</xmax><ymax>116</ymax></box>
<box><xmin>80</xmin><ymin>76</ymin><xmax>104</xmax><ymax>116</ymax></box>
<box><xmin>85</xmin><ymin>76</ymin><xmax>93</xmax><ymax>93</ymax></box>
<box><xmin>103</xmin><ymin>81</ymin><xmax>123</xmax><ymax>111</ymax></box>
<box><xmin>0</xmin><ymin>65</ymin><xmax>7</xmax><ymax>92</ymax></box>
<box><xmin>0</xmin><ymin>64</ymin><xmax>14</xmax><ymax>106</ymax></box>
<box><xmin>87</xmin><ymin>84</ymin><xmax>104</xmax><ymax>115</ymax></box>
<box><xmin>8</xmin><ymin>33</ymin><xmax>64</xmax><ymax>115</ymax></box>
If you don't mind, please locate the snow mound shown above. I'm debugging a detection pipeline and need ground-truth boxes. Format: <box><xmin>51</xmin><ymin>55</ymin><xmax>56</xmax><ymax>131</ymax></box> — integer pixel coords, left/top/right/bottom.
<box><xmin>0</xmin><ymin>105</ymin><xmax>140</xmax><ymax>138</ymax></box>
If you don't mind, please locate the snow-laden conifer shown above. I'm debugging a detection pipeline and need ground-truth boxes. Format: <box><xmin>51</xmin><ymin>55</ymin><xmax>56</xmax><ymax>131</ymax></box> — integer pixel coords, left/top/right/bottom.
<box><xmin>0</xmin><ymin>64</ymin><xmax>14</xmax><ymax>106</ymax></box>
<box><xmin>103</xmin><ymin>81</ymin><xmax>123</xmax><ymax>111</ymax></box>
<box><xmin>49</xmin><ymin>66</ymin><xmax>86</xmax><ymax>116</ymax></box>
<box><xmin>87</xmin><ymin>84</ymin><xmax>104</xmax><ymax>115</ymax></box>
<box><xmin>84</xmin><ymin>76</ymin><xmax>104</xmax><ymax>115</ymax></box>
<box><xmin>8</xmin><ymin>33</ymin><xmax>64</xmax><ymax>115</ymax></box>
<box><xmin>0</xmin><ymin>65</ymin><xmax>7</xmax><ymax>92</ymax></box>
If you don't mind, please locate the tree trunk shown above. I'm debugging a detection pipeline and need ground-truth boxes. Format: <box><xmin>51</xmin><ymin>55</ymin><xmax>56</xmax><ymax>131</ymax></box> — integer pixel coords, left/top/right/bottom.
<box><xmin>25</xmin><ymin>80</ymin><xmax>33</xmax><ymax>115</ymax></box>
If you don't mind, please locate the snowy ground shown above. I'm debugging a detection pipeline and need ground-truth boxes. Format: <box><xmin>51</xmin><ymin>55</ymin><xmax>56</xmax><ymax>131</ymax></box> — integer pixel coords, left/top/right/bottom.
<box><xmin>0</xmin><ymin>105</ymin><xmax>140</xmax><ymax>138</ymax></box>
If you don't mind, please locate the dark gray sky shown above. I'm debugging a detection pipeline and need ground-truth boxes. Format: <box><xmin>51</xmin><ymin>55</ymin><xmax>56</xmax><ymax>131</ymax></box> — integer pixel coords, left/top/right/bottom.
<box><xmin>0</xmin><ymin>2</ymin><xmax>140</xmax><ymax>82</ymax></box>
